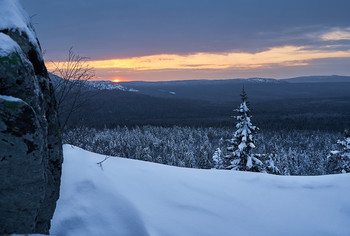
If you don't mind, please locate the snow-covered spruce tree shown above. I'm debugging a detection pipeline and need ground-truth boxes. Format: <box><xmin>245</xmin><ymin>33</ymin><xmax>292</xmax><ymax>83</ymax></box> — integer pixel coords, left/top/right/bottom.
<box><xmin>225</xmin><ymin>88</ymin><xmax>265</xmax><ymax>172</ymax></box>
<box><xmin>327</xmin><ymin>129</ymin><xmax>350</xmax><ymax>174</ymax></box>
<box><xmin>265</xmin><ymin>154</ymin><xmax>280</xmax><ymax>175</ymax></box>
<box><xmin>212</xmin><ymin>148</ymin><xmax>224</xmax><ymax>169</ymax></box>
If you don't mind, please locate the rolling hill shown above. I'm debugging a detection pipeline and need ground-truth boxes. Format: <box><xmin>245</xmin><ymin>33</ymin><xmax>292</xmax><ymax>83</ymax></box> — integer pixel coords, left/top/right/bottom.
<box><xmin>52</xmin><ymin>75</ymin><xmax>350</xmax><ymax>130</ymax></box>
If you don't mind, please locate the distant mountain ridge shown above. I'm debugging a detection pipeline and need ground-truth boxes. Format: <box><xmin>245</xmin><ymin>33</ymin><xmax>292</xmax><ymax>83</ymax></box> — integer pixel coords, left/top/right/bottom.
<box><xmin>50</xmin><ymin>73</ymin><xmax>350</xmax><ymax>130</ymax></box>
<box><xmin>121</xmin><ymin>75</ymin><xmax>350</xmax><ymax>87</ymax></box>
<box><xmin>120</xmin><ymin>77</ymin><xmax>285</xmax><ymax>87</ymax></box>
<box><xmin>115</xmin><ymin>75</ymin><xmax>350</xmax><ymax>103</ymax></box>
<box><xmin>49</xmin><ymin>73</ymin><xmax>138</xmax><ymax>92</ymax></box>
<box><xmin>50</xmin><ymin>73</ymin><xmax>350</xmax><ymax>91</ymax></box>
<box><xmin>284</xmin><ymin>75</ymin><xmax>350</xmax><ymax>83</ymax></box>
<box><xmin>87</xmin><ymin>80</ymin><xmax>138</xmax><ymax>92</ymax></box>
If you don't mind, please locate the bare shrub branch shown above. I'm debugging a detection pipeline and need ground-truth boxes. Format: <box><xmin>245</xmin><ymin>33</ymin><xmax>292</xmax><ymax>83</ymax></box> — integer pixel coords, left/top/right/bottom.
<box><xmin>50</xmin><ymin>47</ymin><xmax>95</xmax><ymax>131</ymax></box>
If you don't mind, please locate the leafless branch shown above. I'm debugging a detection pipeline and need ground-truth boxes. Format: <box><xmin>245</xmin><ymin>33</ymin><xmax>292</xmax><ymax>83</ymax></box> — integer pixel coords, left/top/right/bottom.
<box><xmin>97</xmin><ymin>156</ymin><xmax>111</xmax><ymax>170</ymax></box>
<box><xmin>50</xmin><ymin>47</ymin><xmax>96</xmax><ymax>131</ymax></box>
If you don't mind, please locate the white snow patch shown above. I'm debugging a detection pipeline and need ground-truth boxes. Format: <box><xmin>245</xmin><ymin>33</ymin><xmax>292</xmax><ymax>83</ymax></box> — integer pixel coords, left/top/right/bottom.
<box><xmin>0</xmin><ymin>0</ymin><xmax>39</xmax><ymax>49</ymax></box>
<box><xmin>0</xmin><ymin>95</ymin><xmax>23</xmax><ymax>102</ymax></box>
<box><xmin>169</xmin><ymin>91</ymin><xmax>176</xmax><ymax>95</ymax></box>
<box><xmin>0</xmin><ymin>33</ymin><xmax>20</xmax><ymax>56</ymax></box>
<box><xmin>11</xmin><ymin>234</ymin><xmax>45</xmax><ymax>236</ymax></box>
<box><xmin>51</xmin><ymin>145</ymin><xmax>350</xmax><ymax>236</ymax></box>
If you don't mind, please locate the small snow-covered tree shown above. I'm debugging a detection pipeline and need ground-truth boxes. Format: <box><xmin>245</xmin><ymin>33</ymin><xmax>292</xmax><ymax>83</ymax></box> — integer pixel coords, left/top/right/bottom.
<box><xmin>265</xmin><ymin>155</ymin><xmax>280</xmax><ymax>175</ymax></box>
<box><xmin>327</xmin><ymin>129</ymin><xmax>350</xmax><ymax>174</ymax></box>
<box><xmin>212</xmin><ymin>148</ymin><xmax>224</xmax><ymax>169</ymax></box>
<box><xmin>225</xmin><ymin>88</ymin><xmax>264</xmax><ymax>172</ymax></box>
<box><xmin>141</xmin><ymin>147</ymin><xmax>152</xmax><ymax>162</ymax></box>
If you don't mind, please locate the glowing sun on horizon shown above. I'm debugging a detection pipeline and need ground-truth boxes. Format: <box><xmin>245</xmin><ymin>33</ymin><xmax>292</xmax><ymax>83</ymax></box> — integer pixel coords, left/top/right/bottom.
<box><xmin>112</xmin><ymin>79</ymin><xmax>121</xmax><ymax>83</ymax></box>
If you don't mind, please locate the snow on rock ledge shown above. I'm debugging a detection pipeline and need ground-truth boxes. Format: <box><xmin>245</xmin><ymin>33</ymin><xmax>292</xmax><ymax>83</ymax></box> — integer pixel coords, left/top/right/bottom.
<box><xmin>0</xmin><ymin>33</ymin><xmax>20</xmax><ymax>56</ymax></box>
<box><xmin>0</xmin><ymin>0</ymin><xmax>39</xmax><ymax>49</ymax></box>
<box><xmin>0</xmin><ymin>94</ymin><xmax>24</xmax><ymax>102</ymax></box>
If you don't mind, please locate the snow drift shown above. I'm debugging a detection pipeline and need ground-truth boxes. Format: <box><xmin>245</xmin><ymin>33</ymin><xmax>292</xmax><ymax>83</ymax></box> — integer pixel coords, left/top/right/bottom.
<box><xmin>51</xmin><ymin>145</ymin><xmax>350</xmax><ymax>236</ymax></box>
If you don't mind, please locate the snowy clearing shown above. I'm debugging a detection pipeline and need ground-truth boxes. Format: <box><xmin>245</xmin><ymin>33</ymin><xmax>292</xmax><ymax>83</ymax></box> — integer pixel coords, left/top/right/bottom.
<box><xmin>51</xmin><ymin>145</ymin><xmax>350</xmax><ymax>236</ymax></box>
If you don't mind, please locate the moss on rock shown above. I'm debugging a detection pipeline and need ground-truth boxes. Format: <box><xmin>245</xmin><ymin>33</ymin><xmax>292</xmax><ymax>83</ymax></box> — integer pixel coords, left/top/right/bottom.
<box><xmin>1</xmin><ymin>100</ymin><xmax>20</xmax><ymax>112</ymax></box>
<box><xmin>0</xmin><ymin>52</ymin><xmax>23</xmax><ymax>66</ymax></box>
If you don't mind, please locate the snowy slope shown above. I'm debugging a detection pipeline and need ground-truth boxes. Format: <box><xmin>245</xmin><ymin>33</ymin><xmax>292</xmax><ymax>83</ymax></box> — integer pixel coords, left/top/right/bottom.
<box><xmin>49</xmin><ymin>73</ymin><xmax>138</xmax><ymax>92</ymax></box>
<box><xmin>51</xmin><ymin>145</ymin><xmax>350</xmax><ymax>236</ymax></box>
<box><xmin>86</xmin><ymin>80</ymin><xmax>138</xmax><ymax>92</ymax></box>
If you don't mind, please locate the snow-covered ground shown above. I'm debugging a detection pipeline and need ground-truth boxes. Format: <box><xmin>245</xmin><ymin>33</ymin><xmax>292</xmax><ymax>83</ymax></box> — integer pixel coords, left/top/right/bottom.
<box><xmin>51</xmin><ymin>145</ymin><xmax>350</xmax><ymax>236</ymax></box>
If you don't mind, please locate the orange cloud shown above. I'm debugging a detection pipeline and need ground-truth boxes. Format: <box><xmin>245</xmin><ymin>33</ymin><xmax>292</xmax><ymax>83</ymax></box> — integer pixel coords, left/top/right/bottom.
<box><xmin>46</xmin><ymin>45</ymin><xmax>350</xmax><ymax>72</ymax></box>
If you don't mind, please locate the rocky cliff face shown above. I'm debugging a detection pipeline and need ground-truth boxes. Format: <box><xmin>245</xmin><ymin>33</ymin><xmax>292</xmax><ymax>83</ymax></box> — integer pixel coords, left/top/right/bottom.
<box><xmin>0</xmin><ymin>0</ymin><xmax>63</xmax><ymax>234</ymax></box>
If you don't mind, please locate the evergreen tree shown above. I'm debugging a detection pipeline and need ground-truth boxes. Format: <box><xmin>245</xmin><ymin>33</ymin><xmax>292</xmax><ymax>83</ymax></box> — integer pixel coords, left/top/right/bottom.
<box><xmin>327</xmin><ymin>129</ymin><xmax>350</xmax><ymax>173</ymax></box>
<box><xmin>225</xmin><ymin>88</ymin><xmax>264</xmax><ymax>172</ymax></box>
<box><xmin>199</xmin><ymin>142</ymin><xmax>212</xmax><ymax>169</ymax></box>
<box><xmin>141</xmin><ymin>147</ymin><xmax>152</xmax><ymax>162</ymax></box>
<box><xmin>265</xmin><ymin>154</ymin><xmax>280</xmax><ymax>175</ymax></box>
<box><xmin>212</xmin><ymin>148</ymin><xmax>224</xmax><ymax>169</ymax></box>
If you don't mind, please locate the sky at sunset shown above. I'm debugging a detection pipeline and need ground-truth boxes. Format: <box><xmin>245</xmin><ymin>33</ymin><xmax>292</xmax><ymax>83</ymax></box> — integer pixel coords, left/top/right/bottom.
<box><xmin>21</xmin><ymin>0</ymin><xmax>350</xmax><ymax>81</ymax></box>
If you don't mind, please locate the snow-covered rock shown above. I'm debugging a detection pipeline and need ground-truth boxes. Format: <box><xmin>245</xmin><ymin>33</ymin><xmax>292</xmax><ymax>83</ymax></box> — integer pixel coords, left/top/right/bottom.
<box><xmin>51</xmin><ymin>145</ymin><xmax>350</xmax><ymax>236</ymax></box>
<box><xmin>0</xmin><ymin>33</ymin><xmax>20</xmax><ymax>56</ymax></box>
<box><xmin>0</xmin><ymin>0</ymin><xmax>41</xmax><ymax>56</ymax></box>
<box><xmin>0</xmin><ymin>0</ymin><xmax>63</xmax><ymax>234</ymax></box>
